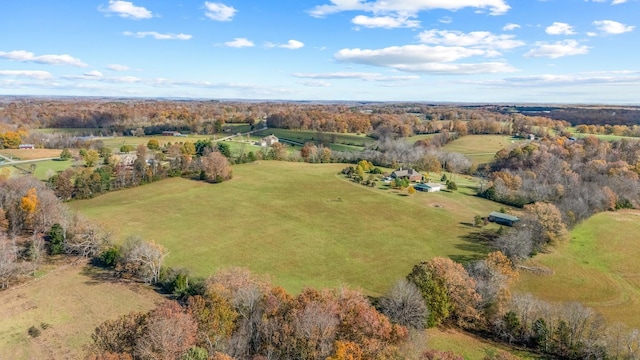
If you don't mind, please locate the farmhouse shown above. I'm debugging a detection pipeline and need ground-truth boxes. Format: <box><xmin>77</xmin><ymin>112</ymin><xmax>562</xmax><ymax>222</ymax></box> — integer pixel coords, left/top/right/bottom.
<box><xmin>414</xmin><ymin>183</ymin><xmax>442</xmax><ymax>192</ymax></box>
<box><xmin>261</xmin><ymin>135</ymin><xmax>279</xmax><ymax>147</ymax></box>
<box><xmin>488</xmin><ymin>211</ymin><xmax>519</xmax><ymax>226</ymax></box>
<box><xmin>162</xmin><ymin>131</ymin><xmax>182</xmax><ymax>136</ymax></box>
<box><xmin>391</xmin><ymin>167</ymin><xmax>423</xmax><ymax>182</ymax></box>
<box><xmin>19</xmin><ymin>144</ymin><xmax>35</xmax><ymax>149</ymax></box>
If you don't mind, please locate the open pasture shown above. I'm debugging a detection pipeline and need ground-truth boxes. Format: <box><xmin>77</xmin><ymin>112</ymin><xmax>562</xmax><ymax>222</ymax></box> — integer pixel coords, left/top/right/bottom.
<box><xmin>254</xmin><ymin>129</ymin><xmax>374</xmax><ymax>149</ymax></box>
<box><xmin>0</xmin><ymin>261</ymin><xmax>162</xmax><ymax>360</ymax></box>
<box><xmin>442</xmin><ymin>135</ymin><xmax>522</xmax><ymax>165</ymax></box>
<box><xmin>71</xmin><ymin>161</ymin><xmax>499</xmax><ymax>295</ymax></box>
<box><xmin>514</xmin><ymin>210</ymin><xmax>640</xmax><ymax>328</ymax></box>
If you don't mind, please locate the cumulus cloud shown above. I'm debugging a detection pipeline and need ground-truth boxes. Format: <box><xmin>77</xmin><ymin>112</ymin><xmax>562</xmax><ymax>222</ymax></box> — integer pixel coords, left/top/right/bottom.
<box><xmin>309</xmin><ymin>0</ymin><xmax>511</xmax><ymax>18</ymax></box>
<box><xmin>503</xmin><ymin>23</ymin><xmax>521</xmax><ymax>31</ymax></box>
<box><xmin>352</xmin><ymin>15</ymin><xmax>420</xmax><ymax>28</ymax></box>
<box><xmin>0</xmin><ymin>50</ymin><xmax>87</xmax><ymax>67</ymax></box>
<box><xmin>593</xmin><ymin>20</ymin><xmax>635</xmax><ymax>34</ymax></box>
<box><xmin>106</xmin><ymin>64</ymin><xmax>130</xmax><ymax>71</ymax></box>
<box><xmin>612</xmin><ymin>0</ymin><xmax>628</xmax><ymax>4</ymax></box>
<box><xmin>123</xmin><ymin>31</ymin><xmax>192</xmax><ymax>40</ymax></box>
<box><xmin>545</xmin><ymin>22</ymin><xmax>576</xmax><ymax>35</ymax></box>
<box><xmin>418</xmin><ymin>29</ymin><xmax>525</xmax><ymax>50</ymax></box>
<box><xmin>292</xmin><ymin>71</ymin><xmax>419</xmax><ymax>81</ymax></box>
<box><xmin>267</xmin><ymin>40</ymin><xmax>305</xmax><ymax>49</ymax></box>
<box><xmin>524</xmin><ymin>40</ymin><xmax>589</xmax><ymax>58</ymax></box>
<box><xmin>224</xmin><ymin>38</ymin><xmax>255</xmax><ymax>48</ymax></box>
<box><xmin>334</xmin><ymin>44</ymin><xmax>516</xmax><ymax>74</ymax></box>
<box><xmin>204</xmin><ymin>2</ymin><xmax>237</xmax><ymax>21</ymax></box>
<box><xmin>98</xmin><ymin>0</ymin><xmax>153</xmax><ymax>19</ymax></box>
<box><xmin>0</xmin><ymin>70</ymin><xmax>53</xmax><ymax>80</ymax></box>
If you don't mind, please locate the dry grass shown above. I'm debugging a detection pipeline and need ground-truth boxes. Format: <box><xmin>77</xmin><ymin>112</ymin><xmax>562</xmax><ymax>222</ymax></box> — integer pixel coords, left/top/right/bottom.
<box><xmin>0</xmin><ymin>149</ymin><xmax>63</xmax><ymax>161</ymax></box>
<box><xmin>0</xmin><ymin>260</ymin><xmax>163</xmax><ymax>359</ymax></box>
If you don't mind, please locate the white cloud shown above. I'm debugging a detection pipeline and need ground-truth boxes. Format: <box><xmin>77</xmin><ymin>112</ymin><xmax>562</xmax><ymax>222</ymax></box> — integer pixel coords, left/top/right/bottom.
<box><xmin>0</xmin><ymin>50</ymin><xmax>87</xmax><ymax>67</ymax></box>
<box><xmin>334</xmin><ymin>44</ymin><xmax>517</xmax><ymax>74</ymax></box>
<box><xmin>352</xmin><ymin>15</ymin><xmax>420</xmax><ymax>28</ymax></box>
<box><xmin>85</xmin><ymin>70</ymin><xmax>103</xmax><ymax>77</ymax></box>
<box><xmin>545</xmin><ymin>22</ymin><xmax>576</xmax><ymax>35</ymax></box>
<box><xmin>267</xmin><ymin>40</ymin><xmax>305</xmax><ymax>49</ymax></box>
<box><xmin>106</xmin><ymin>64</ymin><xmax>130</xmax><ymax>71</ymax></box>
<box><xmin>0</xmin><ymin>70</ymin><xmax>53</xmax><ymax>80</ymax></box>
<box><xmin>503</xmin><ymin>23</ymin><xmax>520</xmax><ymax>31</ymax></box>
<box><xmin>204</xmin><ymin>2</ymin><xmax>237</xmax><ymax>21</ymax></box>
<box><xmin>123</xmin><ymin>31</ymin><xmax>192</xmax><ymax>40</ymax></box>
<box><xmin>612</xmin><ymin>0</ymin><xmax>628</xmax><ymax>4</ymax></box>
<box><xmin>309</xmin><ymin>0</ymin><xmax>511</xmax><ymax>18</ymax></box>
<box><xmin>439</xmin><ymin>16</ymin><xmax>453</xmax><ymax>24</ymax></box>
<box><xmin>224</xmin><ymin>38</ymin><xmax>255</xmax><ymax>48</ymax></box>
<box><xmin>593</xmin><ymin>20</ymin><xmax>635</xmax><ymax>34</ymax></box>
<box><xmin>292</xmin><ymin>72</ymin><xmax>419</xmax><ymax>81</ymax></box>
<box><xmin>524</xmin><ymin>40</ymin><xmax>589</xmax><ymax>58</ymax></box>
<box><xmin>300</xmin><ymin>80</ymin><xmax>332</xmax><ymax>87</ymax></box>
<box><xmin>418</xmin><ymin>30</ymin><xmax>525</xmax><ymax>50</ymax></box>
<box><xmin>98</xmin><ymin>0</ymin><xmax>153</xmax><ymax>19</ymax></box>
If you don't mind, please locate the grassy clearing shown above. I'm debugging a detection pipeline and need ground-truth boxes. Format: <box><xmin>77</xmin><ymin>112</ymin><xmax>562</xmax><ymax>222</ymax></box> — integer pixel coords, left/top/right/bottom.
<box><xmin>254</xmin><ymin>129</ymin><xmax>373</xmax><ymax>148</ymax></box>
<box><xmin>71</xmin><ymin>162</ymin><xmax>500</xmax><ymax>296</ymax></box>
<box><xmin>426</xmin><ymin>328</ymin><xmax>540</xmax><ymax>359</ymax></box>
<box><xmin>442</xmin><ymin>135</ymin><xmax>523</xmax><ymax>165</ymax></box>
<box><xmin>96</xmin><ymin>135</ymin><xmax>215</xmax><ymax>150</ymax></box>
<box><xmin>0</xmin><ymin>261</ymin><xmax>162</xmax><ymax>360</ymax></box>
<box><xmin>514</xmin><ymin>210</ymin><xmax>640</xmax><ymax>328</ymax></box>
<box><xmin>0</xmin><ymin>149</ymin><xmax>62</xmax><ymax>161</ymax></box>
<box><xmin>30</xmin><ymin>159</ymin><xmax>75</xmax><ymax>180</ymax></box>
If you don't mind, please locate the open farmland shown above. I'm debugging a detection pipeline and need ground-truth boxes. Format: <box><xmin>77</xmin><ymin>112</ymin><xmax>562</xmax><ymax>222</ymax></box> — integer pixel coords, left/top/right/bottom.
<box><xmin>0</xmin><ymin>261</ymin><xmax>162</xmax><ymax>360</ymax></box>
<box><xmin>442</xmin><ymin>135</ymin><xmax>523</xmax><ymax>165</ymax></box>
<box><xmin>254</xmin><ymin>128</ymin><xmax>374</xmax><ymax>151</ymax></box>
<box><xmin>71</xmin><ymin>161</ymin><xmax>500</xmax><ymax>296</ymax></box>
<box><xmin>514</xmin><ymin>210</ymin><xmax>640</xmax><ymax>328</ymax></box>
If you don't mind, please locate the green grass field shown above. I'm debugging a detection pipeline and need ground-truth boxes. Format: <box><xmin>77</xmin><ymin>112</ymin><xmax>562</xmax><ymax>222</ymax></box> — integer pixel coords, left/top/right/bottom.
<box><xmin>442</xmin><ymin>135</ymin><xmax>523</xmax><ymax>165</ymax></box>
<box><xmin>71</xmin><ymin>161</ymin><xmax>500</xmax><ymax>296</ymax></box>
<box><xmin>0</xmin><ymin>261</ymin><xmax>162</xmax><ymax>360</ymax></box>
<box><xmin>514</xmin><ymin>210</ymin><xmax>640</xmax><ymax>328</ymax></box>
<box><xmin>254</xmin><ymin>129</ymin><xmax>374</xmax><ymax>149</ymax></box>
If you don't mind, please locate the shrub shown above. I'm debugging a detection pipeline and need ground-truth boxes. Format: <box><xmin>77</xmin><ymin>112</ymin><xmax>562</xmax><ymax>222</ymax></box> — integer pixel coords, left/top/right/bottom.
<box><xmin>28</xmin><ymin>326</ymin><xmax>41</xmax><ymax>338</ymax></box>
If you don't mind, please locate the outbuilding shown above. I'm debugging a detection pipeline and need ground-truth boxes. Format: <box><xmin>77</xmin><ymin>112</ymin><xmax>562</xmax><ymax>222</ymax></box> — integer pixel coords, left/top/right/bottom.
<box><xmin>414</xmin><ymin>183</ymin><xmax>442</xmax><ymax>192</ymax></box>
<box><xmin>488</xmin><ymin>211</ymin><xmax>519</xmax><ymax>226</ymax></box>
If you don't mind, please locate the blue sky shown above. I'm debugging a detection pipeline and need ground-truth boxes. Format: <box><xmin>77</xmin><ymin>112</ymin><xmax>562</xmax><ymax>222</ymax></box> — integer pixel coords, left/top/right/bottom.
<box><xmin>0</xmin><ymin>0</ymin><xmax>638</xmax><ymax>103</ymax></box>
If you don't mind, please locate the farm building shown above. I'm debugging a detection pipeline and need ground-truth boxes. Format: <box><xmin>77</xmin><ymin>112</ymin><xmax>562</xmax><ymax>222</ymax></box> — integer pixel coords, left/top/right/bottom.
<box><xmin>391</xmin><ymin>168</ymin><xmax>423</xmax><ymax>182</ymax></box>
<box><xmin>261</xmin><ymin>135</ymin><xmax>279</xmax><ymax>147</ymax></box>
<box><xmin>488</xmin><ymin>212</ymin><xmax>519</xmax><ymax>226</ymax></box>
<box><xmin>414</xmin><ymin>183</ymin><xmax>442</xmax><ymax>192</ymax></box>
<box><xmin>162</xmin><ymin>131</ymin><xmax>182</xmax><ymax>136</ymax></box>
<box><xmin>19</xmin><ymin>144</ymin><xmax>35</xmax><ymax>149</ymax></box>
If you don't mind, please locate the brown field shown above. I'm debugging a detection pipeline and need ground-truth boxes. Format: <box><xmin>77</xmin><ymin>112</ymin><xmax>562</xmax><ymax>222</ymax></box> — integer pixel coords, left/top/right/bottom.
<box><xmin>0</xmin><ymin>260</ymin><xmax>163</xmax><ymax>359</ymax></box>
<box><xmin>0</xmin><ymin>149</ymin><xmax>64</xmax><ymax>161</ymax></box>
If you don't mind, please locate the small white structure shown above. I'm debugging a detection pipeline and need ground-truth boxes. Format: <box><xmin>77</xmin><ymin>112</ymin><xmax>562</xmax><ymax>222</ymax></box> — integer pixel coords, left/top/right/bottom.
<box><xmin>260</xmin><ymin>135</ymin><xmax>279</xmax><ymax>147</ymax></box>
<box><xmin>19</xmin><ymin>144</ymin><xmax>35</xmax><ymax>149</ymax></box>
<box><xmin>414</xmin><ymin>183</ymin><xmax>442</xmax><ymax>192</ymax></box>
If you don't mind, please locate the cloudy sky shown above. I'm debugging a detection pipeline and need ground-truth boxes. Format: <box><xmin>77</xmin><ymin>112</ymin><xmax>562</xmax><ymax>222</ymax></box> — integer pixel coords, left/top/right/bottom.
<box><xmin>1</xmin><ymin>0</ymin><xmax>638</xmax><ymax>103</ymax></box>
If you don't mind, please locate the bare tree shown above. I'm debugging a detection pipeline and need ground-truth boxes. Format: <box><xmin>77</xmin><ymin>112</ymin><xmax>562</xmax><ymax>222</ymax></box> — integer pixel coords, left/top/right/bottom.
<box><xmin>120</xmin><ymin>236</ymin><xmax>168</xmax><ymax>284</ymax></box>
<box><xmin>378</xmin><ymin>279</ymin><xmax>428</xmax><ymax>329</ymax></box>
<box><xmin>0</xmin><ymin>234</ymin><xmax>19</xmax><ymax>289</ymax></box>
<box><xmin>66</xmin><ymin>214</ymin><xmax>111</xmax><ymax>257</ymax></box>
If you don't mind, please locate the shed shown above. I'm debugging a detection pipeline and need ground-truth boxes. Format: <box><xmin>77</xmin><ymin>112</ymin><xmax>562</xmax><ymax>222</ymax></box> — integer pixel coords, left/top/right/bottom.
<box><xmin>488</xmin><ymin>211</ymin><xmax>519</xmax><ymax>226</ymax></box>
<box><xmin>19</xmin><ymin>144</ymin><xmax>35</xmax><ymax>149</ymax></box>
<box><xmin>414</xmin><ymin>183</ymin><xmax>442</xmax><ymax>192</ymax></box>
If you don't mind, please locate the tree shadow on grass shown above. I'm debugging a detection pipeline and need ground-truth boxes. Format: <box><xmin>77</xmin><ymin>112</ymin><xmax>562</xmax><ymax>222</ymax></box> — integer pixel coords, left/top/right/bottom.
<box><xmin>450</xmin><ymin>229</ymin><xmax>500</xmax><ymax>264</ymax></box>
<box><xmin>81</xmin><ymin>260</ymin><xmax>124</xmax><ymax>286</ymax></box>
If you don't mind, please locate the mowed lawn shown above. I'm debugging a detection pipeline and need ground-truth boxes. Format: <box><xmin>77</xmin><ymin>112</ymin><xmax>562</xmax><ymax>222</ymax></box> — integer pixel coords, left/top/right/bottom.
<box><xmin>515</xmin><ymin>210</ymin><xmax>640</xmax><ymax>328</ymax></box>
<box><xmin>72</xmin><ymin>162</ymin><xmax>499</xmax><ymax>295</ymax></box>
<box><xmin>442</xmin><ymin>135</ymin><xmax>522</xmax><ymax>164</ymax></box>
<box><xmin>0</xmin><ymin>261</ymin><xmax>162</xmax><ymax>360</ymax></box>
